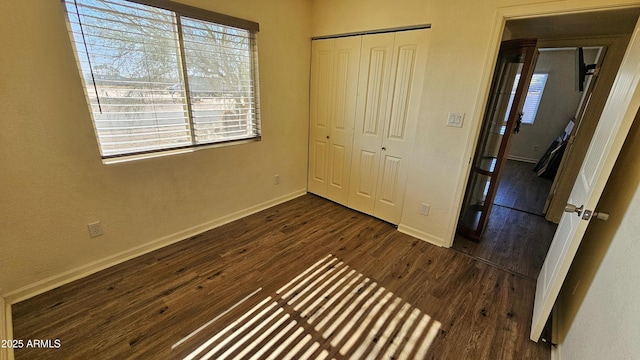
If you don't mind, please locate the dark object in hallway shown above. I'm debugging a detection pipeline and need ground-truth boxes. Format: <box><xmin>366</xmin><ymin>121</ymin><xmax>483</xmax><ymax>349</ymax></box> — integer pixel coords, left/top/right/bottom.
<box><xmin>534</xmin><ymin>119</ymin><xmax>575</xmax><ymax>179</ymax></box>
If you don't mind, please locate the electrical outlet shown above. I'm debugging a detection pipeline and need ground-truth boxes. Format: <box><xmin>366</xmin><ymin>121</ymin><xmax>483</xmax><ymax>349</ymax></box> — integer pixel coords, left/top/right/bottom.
<box><xmin>421</xmin><ymin>203</ymin><xmax>430</xmax><ymax>216</ymax></box>
<box><xmin>87</xmin><ymin>221</ymin><xmax>104</xmax><ymax>238</ymax></box>
<box><xmin>274</xmin><ymin>174</ymin><xmax>280</xmax><ymax>185</ymax></box>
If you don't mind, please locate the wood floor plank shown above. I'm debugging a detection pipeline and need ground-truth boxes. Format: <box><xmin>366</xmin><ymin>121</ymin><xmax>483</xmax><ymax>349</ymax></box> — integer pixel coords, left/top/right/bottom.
<box><xmin>11</xmin><ymin>194</ymin><xmax>550</xmax><ymax>359</ymax></box>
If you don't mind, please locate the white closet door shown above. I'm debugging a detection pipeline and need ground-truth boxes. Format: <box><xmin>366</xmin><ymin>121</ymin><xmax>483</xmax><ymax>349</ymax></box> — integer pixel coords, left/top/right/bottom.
<box><xmin>308</xmin><ymin>39</ymin><xmax>334</xmax><ymax>197</ymax></box>
<box><xmin>326</xmin><ymin>37</ymin><xmax>361</xmax><ymax>204</ymax></box>
<box><xmin>308</xmin><ymin>37</ymin><xmax>361</xmax><ymax>205</ymax></box>
<box><xmin>349</xmin><ymin>33</ymin><xmax>396</xmax><ymax>214</ymax></box>
<box><xmin>349</xmin><ymin>29</ymin><xmax>430</xmax><ymax>224</ymax></box>
<box><xmin>373</xmin><ymin>29</ymin><xmax>431</xmax><ymax>224</ymax></box>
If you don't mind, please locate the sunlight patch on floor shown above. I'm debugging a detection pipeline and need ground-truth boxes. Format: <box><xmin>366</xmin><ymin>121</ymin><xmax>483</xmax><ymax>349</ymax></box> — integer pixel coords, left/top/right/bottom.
<box><xmin>177</xmin><ymin>254</ymin><xmax>441</xmax><ymax>359</ymax></box>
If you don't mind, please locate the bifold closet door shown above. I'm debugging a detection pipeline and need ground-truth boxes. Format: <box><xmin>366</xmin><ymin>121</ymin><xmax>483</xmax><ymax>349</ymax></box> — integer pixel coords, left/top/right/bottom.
<box><xmin>308</xmin><ymin>37</ymin><xmax>361</xmax><ymax>205</ymax></box>
<box><xmin>349</xmin><ymin>29</ymin><xmax>431</xmax><ymax>224</ymax></box>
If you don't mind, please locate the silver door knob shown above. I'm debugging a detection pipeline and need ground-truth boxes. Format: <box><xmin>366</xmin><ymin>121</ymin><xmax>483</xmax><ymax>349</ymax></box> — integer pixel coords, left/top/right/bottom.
<box><xmin>565</xmin><ymin>204</ymin><xmax>610</xmax><ymax>221</ymax></box>
<box><xmin>564</xmin><ymin>204</ymin><xmax>584</xmax><ymax>216</ymax></box>
<box><xmin>582</xmin><ymin>210</ymin><xmax>610</xmax><ymax>221</ymax></box>
<box><xmin>592</xmin><ymin>212</ymin><xmax>610</xmax><ymax>221</ymax></box>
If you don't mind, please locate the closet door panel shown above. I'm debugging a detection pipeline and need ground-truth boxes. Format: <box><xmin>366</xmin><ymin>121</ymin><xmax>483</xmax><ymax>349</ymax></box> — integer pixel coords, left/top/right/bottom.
<box><xmin>326</xmin><ymin>37</ymin><xmax>361</xmax><ymax>204</ymax></box>
<box><xmin>309</xmin><ymin>29</ymin><xmax>431</xmax><ymax>225</ymax></box>
<box><xmin>308</xmin><ymin>40</ymin><xmax>335</xmax><ymax>196</ymax></box>
<box><xmin>349</xmin><ymin>33</ymin><xmax>395</xmax><ymax>213</ymax></box>
<box><xmin>374</xmin><ymin>29</ymin><xmax>431</xmax><ymax>224</ymax></box>
<box><xmin>387</xmin><ymin>46</ymin><xmax>417</xmax><ymax>139</ymax></box>
<box><xmin>378</xmin><ymin>155</ymin><xmax>402</xmax><ymax>203</ymax></box>
<box><xmin>354</xmin><ymin>149</ymin><xmax>378</xmax><ymax>201</ymax></box>
<box><xmin>328</xmin><ymin>143</ymin><xmax>346</xmax><ymax>190</ymax></box>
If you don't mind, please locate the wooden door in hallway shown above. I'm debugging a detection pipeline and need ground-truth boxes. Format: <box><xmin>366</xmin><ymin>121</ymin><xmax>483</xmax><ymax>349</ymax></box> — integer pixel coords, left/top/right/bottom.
<box><xmin>457</xmin><ymin>39</ymin><xmax>539</xmax><ymax>240</ymax></box>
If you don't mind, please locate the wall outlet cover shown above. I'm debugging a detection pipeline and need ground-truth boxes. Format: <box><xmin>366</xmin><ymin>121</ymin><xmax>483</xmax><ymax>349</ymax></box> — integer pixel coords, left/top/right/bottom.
<box><xmin>446</xmin><ymin>112</ymin><xmax>465</xmax><ymax>128</ymax></box>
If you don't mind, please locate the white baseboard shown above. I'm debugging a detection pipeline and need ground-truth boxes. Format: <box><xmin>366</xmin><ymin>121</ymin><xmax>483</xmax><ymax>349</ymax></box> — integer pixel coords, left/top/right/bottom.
<box><xmin>506</xmin><ymin>155</ymin><xmax>538</xmax><ymax>163</ymax></box>
<box><xmin>0</xmin><ymin>296</ymin><xmax>13</xmax><ymax>360</ymax></box>
<box><xmin>3</xmin><ymin>190</ymin><xmax>307</xmax><ymax>305</ymax></box>
<box><xmin>397</xmin><ymin>224</ymin><xmax>445</xmax><ymax>247</ymax></box>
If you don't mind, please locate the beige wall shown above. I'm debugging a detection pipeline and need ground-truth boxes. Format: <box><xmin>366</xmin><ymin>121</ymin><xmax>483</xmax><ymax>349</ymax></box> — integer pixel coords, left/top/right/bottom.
<box><xmin>0</xmin><ymin>0</ymin><xmax>311</xmax><ymax>297</ymax></box>
<box><xmin>556</xmin><ymin>109</ymin><xmax>640</xmax><ymax>359</ymax></box>
<box><xmin>507</xmin><ymin>49</ymin><xmax>588</xmax><ymax>162</ymax></box>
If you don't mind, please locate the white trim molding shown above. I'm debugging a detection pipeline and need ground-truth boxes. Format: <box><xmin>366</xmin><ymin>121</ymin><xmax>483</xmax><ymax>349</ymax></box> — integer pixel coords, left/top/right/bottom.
<box><xmin>3</xmin><ymin>190</ymin><xmax>307</xmax><ymax>305</ymax></box>
<box><xmin>0</xmin><ymin>296</ymin><xmax>13</xmax><ymax>360</ymax></box>
<box><xmin>507</xmin><ymin>155</ymin><xmax>538</xmax><ymax>163</ymax></box>
<box><xmin>398</xmin><ymin>224</ymin><xmax>446</xmax><ymax>247</ymax></box>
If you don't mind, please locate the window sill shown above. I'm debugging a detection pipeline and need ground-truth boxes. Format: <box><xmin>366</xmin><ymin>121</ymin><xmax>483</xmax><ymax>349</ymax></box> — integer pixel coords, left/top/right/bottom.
<box><xmin>102</xmin><ymin>137</ymin><xmax>261</xmax><ymax>165</ymax></box>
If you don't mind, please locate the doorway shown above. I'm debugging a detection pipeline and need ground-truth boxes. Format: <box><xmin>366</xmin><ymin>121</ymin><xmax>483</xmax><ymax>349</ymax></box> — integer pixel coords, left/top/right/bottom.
<box><xmin>452</xmin><ymin>9</ymin><xmax>640</xmax><ymax>280</ymax></box>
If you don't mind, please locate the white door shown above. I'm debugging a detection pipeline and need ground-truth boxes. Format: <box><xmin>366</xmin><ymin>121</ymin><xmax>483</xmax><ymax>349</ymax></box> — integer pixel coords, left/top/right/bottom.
<box><xmin>326</xmin><ymin>37</ymin><xmax>362</xmax><ymax>204</ymax></box>
<box><xmin>373</xmin><ymin>29</ymin><xmax>431</xmax><ymax>224</ymax></box>
<box><xmin>349</xmin><ymin>33</ymin><xmax>396</xmax><ymax>214</ymax></box>
<box><xmin>349</xmin><ymin>29</ymin><xmax>431</xmax><ymax>224</ymax></box>
<box><xmin>308</xmin><ymin>37</ymin><xmax>361</xmax><ymax>205</ymax></box>
<box><xmin>308</xmin><ymin>39</ymin><xmax>334</xmax><ymax>197</ymax></box>
<box><xmin>531</xmin><ymin>21</ymin><xmax>640</xmax><ymax>341</ymax></box>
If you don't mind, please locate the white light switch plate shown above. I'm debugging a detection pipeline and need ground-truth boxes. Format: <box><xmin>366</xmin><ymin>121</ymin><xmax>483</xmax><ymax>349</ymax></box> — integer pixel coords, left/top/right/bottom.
<box><xmin>446</xmin><ymin>112</ymin><xmax>464</xmax><ymax>128</ymax></box>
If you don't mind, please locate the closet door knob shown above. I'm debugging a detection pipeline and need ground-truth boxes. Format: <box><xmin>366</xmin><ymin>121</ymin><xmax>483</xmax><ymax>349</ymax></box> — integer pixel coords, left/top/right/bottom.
<box><xmin>382</xmin><ymin>147</ymin><xmax>387</xmax><ymax>151</ymax></box>
<box><xmin>326</xmin><ymin>135</ymin><xmax>330</xmax><ymax>139</ymax></box>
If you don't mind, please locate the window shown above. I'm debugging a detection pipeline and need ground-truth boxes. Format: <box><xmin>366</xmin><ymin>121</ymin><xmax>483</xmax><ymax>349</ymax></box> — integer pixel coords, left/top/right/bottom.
<box><xmin>504</xmin><ymin>73</ymin><xmax>549</xmax><ymax>125</ymax></box>
<box><xmin>64</xmin><ymin>0</ymin><xmax>260</xmax><ymax>161</ymax></box>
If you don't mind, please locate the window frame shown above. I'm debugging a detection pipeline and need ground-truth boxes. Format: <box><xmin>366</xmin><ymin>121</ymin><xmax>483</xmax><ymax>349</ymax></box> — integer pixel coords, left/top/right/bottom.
<box><xmin>504</xmin><ymin>72</ymin><xmax>549</xmax><ymax>126</ymax></box>
<box><xmin>63</xmin><ymin>0</ymin><xmax>261</xmax><ymax>163</ymax></box>
<box><xmin>520</xmin><ymin>72</ymin><xmax>549</xmax><ymax>125</ymax></box>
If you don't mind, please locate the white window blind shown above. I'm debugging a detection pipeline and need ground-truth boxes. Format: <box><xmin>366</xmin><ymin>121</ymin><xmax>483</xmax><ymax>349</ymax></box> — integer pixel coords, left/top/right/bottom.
<box><xmin>64</xmin><ymin>0</ymin><xmax>260</xmax><ymax>159</ymax></box>
<box><xmin>504</xmin><ymin>73</ymin><xmax>549</xmax><ymax>125</ymax></box>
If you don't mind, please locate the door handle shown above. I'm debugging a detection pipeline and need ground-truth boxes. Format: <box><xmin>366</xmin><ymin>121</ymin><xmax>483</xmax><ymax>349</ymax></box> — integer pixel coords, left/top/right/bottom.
<box><xmin>582</xmin><ymin>210</ymin><xmax>610</xmax><ymax>221</ymax></box>
<box><xmin>565</xmin><ymin>204</ymin><xmax>609</xmax><ymax>221</ymax></box>
<box><xmin>564</xmin><ymin>204</ymin><xmax>584</xmax><ymax>216</ymax></box>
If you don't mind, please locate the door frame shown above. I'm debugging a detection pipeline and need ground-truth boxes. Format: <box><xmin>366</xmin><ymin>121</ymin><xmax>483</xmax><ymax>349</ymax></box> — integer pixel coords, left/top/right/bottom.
<box><xmin>446</xmin><ymin>1</ymin><xmax>640</xmax><ymax>249</ymax></box>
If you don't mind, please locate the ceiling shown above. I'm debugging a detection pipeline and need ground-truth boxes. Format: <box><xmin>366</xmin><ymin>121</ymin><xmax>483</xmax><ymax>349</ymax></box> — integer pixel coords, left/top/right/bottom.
<box><xmin>506</xmin><ymin>8</ymin><xmax>640</xmax><ymax>39</ymax></box>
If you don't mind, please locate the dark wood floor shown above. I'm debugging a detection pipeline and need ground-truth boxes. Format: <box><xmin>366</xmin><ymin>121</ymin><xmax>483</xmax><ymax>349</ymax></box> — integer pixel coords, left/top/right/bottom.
<box><xmin>494</xmin><ymin>160</ymin><xmax>553</xmax><ymax>216</ymax></box>
<box><xmin>12</xmin><ymin>193</ymin><xmax>551</xmax><ymax>359</ymax></box>
<box><xmin>453</xmin><ymin>160</ymin><xmax>557</xmax><ymax>280</ymax></box>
